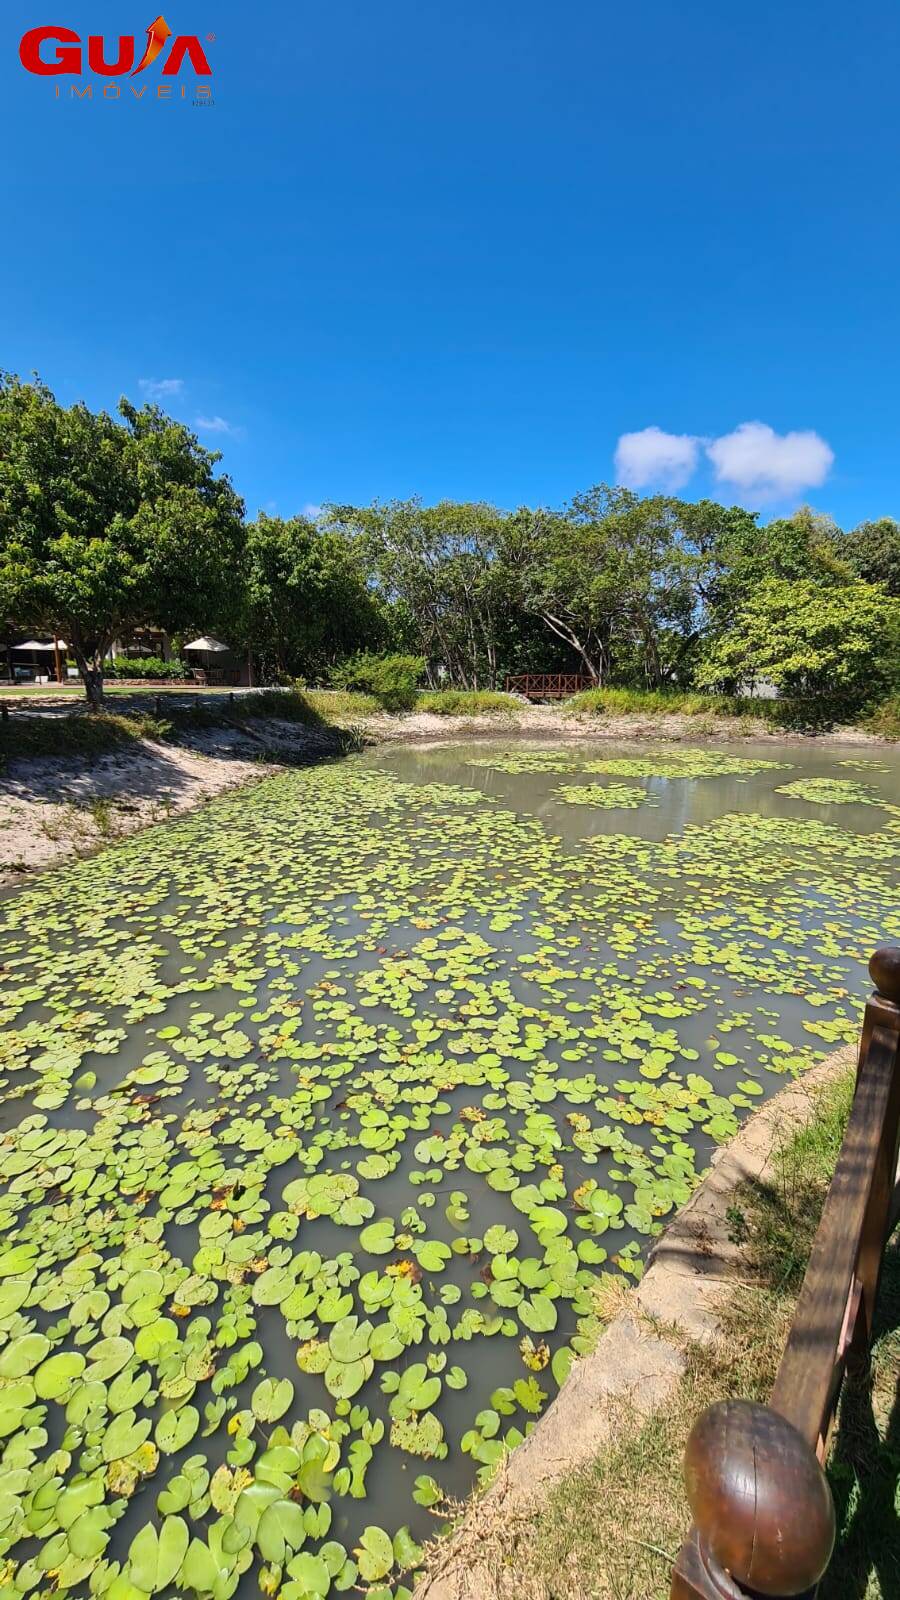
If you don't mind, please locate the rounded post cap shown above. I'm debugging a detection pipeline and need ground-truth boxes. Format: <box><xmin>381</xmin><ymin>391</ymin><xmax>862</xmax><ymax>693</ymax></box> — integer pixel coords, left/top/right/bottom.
<box><xmin>684</xmin><ymin>1399</ymin><xmax>835</xmax><ymax>1596</ymax></box>
<box><xmin>869</xmin><ymin>945</ymin><xmax>900</xmax><ymax>1004</ymax></box>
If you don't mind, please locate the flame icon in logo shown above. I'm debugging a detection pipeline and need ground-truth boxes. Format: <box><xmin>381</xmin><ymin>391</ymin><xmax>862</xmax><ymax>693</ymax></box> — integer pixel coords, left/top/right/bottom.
<box><xmin>131</xmin><ymin>14</ymin><xmax>172</xmax><ymax>74</ymax></box>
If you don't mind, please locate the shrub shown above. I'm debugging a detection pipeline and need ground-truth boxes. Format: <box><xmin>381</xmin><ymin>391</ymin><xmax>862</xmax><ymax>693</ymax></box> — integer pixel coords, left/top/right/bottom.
<box><xmin>562</xmin><ymin>684</ymin><xmax>862</xmax><ymax>731</ymax></box>
<box><xmin>864</xmin><ymin>695</ymin><xmax>900</xmax><ymax>739</ymax></box>
<box><xmin>109</xmin><ymin>656</ymin><xmax>188</xmax><ymax>681</ymax></box>
<box><xmin>417</xmin><ymin>689</ymin><xmax>518</xmax><ymax>716</ymax></box>
<box><xmin>331</xmin><ymin>653</ymin><xmax>424</xmax><ymax>712</ymax></box>
<box><xmin>298</xmin><ymin>687</ymin><xmax>382</xmax><ymax>719</ymax></box>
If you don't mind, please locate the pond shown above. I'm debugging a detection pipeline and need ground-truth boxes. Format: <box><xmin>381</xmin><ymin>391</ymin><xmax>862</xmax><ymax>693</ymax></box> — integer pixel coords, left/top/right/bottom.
<box><xmin>1</xmin><ymin>739</ymin><xmax>898</xmax><ymax>1599</ymax></box>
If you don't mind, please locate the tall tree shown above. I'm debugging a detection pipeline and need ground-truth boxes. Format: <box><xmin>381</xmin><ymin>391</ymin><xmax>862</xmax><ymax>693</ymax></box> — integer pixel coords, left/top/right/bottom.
<box><xmin>326</xmin><ymin>499</ymin><xmax>509</xmax><ymax>688</ymax></box>
<box><xmin>0</xmin><ymin>375</ymin><xmax>245</xmax><ymax>707</ymax></box>
<box><xmin>502</xmin><ymin>487</ymin><xmax>700</xmax><ymax>686</ymax></box>
<box><xmin>239</xmin><ymin>513</ymin><xmax>388</xmax><ymax>680</ymax></box>
<box><xmin>695</xmin><ymin>576</ymin><xmax>897</xmax><ymax>712</ymax></box>
<box><xmin>840</xmin><ymin>517</ymin><xmax>900</xmax><ymax>596</ymax></box>
<box><xmin>698</xmin><ymin>504</ymin><xmax>850</xmax><ymax>636</ymax></box>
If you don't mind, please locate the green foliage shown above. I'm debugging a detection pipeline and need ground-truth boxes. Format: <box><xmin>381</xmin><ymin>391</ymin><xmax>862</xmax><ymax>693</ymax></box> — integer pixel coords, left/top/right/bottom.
<box><xmin>331</xmin><ymin>652</ymin><xmax>425</xmax><ymax>711</ymax></box>
<box><xmin>863</xmin><ymin>694</ymin><xmax>900</xmax><ymax>739</ymax></box>
<box><xmin>299</xmin><ymin>686</ymin><xmax>383</xmax><ymax>719</ymax></box>
<box><xmin>839</xmin><ymin>517</ymin><xmax>900</xmax><ymax>597</ymax></box>
<box><xmin>1</xmin><ymin>371</ymin><xmax>895</xmax><ymax>723</ymax></box>
<box><xmin>327</xmin><ymin>499</ymin><xmax>513</xmax><ymax>690</ymax></box>
<box><xmin>696</xmin><ymin>577</ymin><xmax>899</xmax><ymax>717</ymax></box>
<box><xmin>109</xmin><ymin>656</ymin><xmax>188</xmax><ymax>680</ymax></box>
<box><xmin>564</xmin><ymin>685</ymin><xmax>762</xmax><ymax>718</ymax></box>
<box><xmin>0</xmin><ymin>373</ymin><xmax>245</xmax><ymax>707</ymax></box>
<box><xmin>502</xmin><ymin>487</ymin><xmax>703</xmax><ymax>687</ymax></box>
<box><xmin>701</xmin><ymin>505</ymin><xmax>849</xmax><ymax>624</ymax></box>
<box><xmin>417</xmin><ymin>690</ymin><xmax>518</xmax><ymax>716</ymax></box>
<box><xmin>240</xmin><ymin>513</ymin><xmax>388</xmax><ymax>682</ymax></box>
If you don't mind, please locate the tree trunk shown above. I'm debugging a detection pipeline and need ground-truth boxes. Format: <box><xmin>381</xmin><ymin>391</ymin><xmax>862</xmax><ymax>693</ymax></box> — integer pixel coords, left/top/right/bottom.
<box><xmin>540</xmin><ymin>612</ymin><xmax>603</xmax><ymax>684</ymax></box>
<box><xmin>71</xmin><ymin>638</ymin><xmax>107</xmax><ymax>710</ymax></box>
<box><xmin>81</xmin><ymin>664</ymin><xmax>105</xmax><ymax>710</ymax></box>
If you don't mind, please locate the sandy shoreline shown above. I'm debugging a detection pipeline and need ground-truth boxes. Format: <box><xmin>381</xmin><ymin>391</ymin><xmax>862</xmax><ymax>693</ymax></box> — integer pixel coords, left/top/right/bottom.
<box><xmin>0</xmin><ymin>704</ymin><xmax>889</xmax><ymax>885</ymax></box>
<box><xmin>0</xmin><ymin>718</ymin><xmax>342</xmax><ymax>883</ymax></box>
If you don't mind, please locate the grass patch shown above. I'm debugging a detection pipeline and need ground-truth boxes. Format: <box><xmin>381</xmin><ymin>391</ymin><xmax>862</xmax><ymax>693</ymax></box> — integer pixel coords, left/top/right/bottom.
<box><xmin>0</xmin><ymin>689</ymin><xmax>366</xmax><ymax>763</ymax></box>
<box><xmin>297</xmin><ymin>688</ymin><xmax>382</xmax><ymax>720</ymax></box>
<box><xmin>863</xmin><ymin>696</ymin><xmax>900</xmax><ymax>740</ymax></box>
<box><xmin>225</xmin><ymin>688</ymin><xmax>326</xmax><ymax>724</ymax></box>
<box><xmin>458</xmin><ymin>1068</ymin><xmax>900</xmax><ymax>1600</ymax></box>
<box><xmin>165</xmin><ymin>688</ymin><xmax>368</xmax><ymax>753</ymax></box>
<box><xmin>561</xmin><ymin>685</ymin><xmax>802</xmax><ymax>721</ymax></box>
<box><xmin>564</xmin><ymin>686</ymin><xmax>738</xmax><ymax>718</ymax></box>
<box><xmin>562</xmin><ymin>685</ymin><xmax>857</xmax><ymax>731</ymax></box>
<box><xmin>416</xmin><ymin>690</ymin><xmax>519</xmax><ymax>716</ymax></box>
<box><xmin>0</xmin><ymin>710</ymin><xmax>171</xmax><ymax>761</ymax></box>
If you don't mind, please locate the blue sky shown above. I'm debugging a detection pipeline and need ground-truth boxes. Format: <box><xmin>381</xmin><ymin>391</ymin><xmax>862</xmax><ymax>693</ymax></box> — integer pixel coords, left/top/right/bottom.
<box><xmin>4</xmin><ymin>0</ymin><xmax>899</xmax><ymax>526</ymax></box>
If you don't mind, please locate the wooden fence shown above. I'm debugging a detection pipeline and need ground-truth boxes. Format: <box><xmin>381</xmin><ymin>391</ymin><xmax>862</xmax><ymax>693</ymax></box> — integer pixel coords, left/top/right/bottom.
<box><xmin>670</xmin><ymin>944</ymin><xmax>900</xmax><ymax>1599</ymax></box>
<box><xmin>504</xmin><ymin>673</ymin><xmax>592</xmax><ymax>701</ymax></box>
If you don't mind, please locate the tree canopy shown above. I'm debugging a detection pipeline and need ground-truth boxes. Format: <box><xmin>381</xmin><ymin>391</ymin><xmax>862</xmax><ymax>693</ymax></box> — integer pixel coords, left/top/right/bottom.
<box><xmin>238</xmin><ymin>513</ymin><xmax>388</xmax><ymax>681</ymax></box>
<box><xmin>839</xmin><ymin>517</ymin><xmax>900</xmax><ymax>596</ymax></box>
<box><xmin>0</xmin><ymin>374</ymin><xmax>245</xmax><ymax>705</ymax></box>
<box><xmin>695</xmin><ymin>576</ymin><xmax>896</xmax><ymax>714</ymax></box>
<box><xmin>1</xmin><ymin>374</ymin><xmax>897</xmax><ymax>721</ymax></box>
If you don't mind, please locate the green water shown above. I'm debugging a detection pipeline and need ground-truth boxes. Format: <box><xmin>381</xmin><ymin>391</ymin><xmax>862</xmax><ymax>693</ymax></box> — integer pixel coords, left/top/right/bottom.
<box><xmin>0</xmin><ymin>739</ymin><xmax>898</xmax><ymax>1598</ymax></box>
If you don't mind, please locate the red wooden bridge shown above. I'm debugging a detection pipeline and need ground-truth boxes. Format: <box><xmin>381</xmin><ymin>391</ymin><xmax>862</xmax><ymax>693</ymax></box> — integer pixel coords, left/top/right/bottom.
<box><xmin>504</xmin><ymin>672</ymin><xmax>592</xmax><ymax>701</ymax></box>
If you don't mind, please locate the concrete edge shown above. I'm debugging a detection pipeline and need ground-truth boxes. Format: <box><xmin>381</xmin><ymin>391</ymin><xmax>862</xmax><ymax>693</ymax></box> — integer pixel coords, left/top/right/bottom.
<box><xmin>412</xmin><ymin>1042</ymin><xmax>858</xmax><ymax>1600</ymax></box>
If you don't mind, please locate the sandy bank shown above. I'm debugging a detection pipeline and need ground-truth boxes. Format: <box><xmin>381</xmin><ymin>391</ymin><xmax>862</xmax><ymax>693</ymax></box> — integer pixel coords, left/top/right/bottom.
<box><xmin>0</xmin><ymin>718</ymin><xmax>343</xmax><ymax>883</ymax></box>
<box><xmin>359</xmin><ymin>701</ymin><xmax>883</xmax><ymax>744</ymax></box>
<box><xmin>1</xmin><ymin>703</ymin><xmax>889</xmax><ymax>885</ymax></box>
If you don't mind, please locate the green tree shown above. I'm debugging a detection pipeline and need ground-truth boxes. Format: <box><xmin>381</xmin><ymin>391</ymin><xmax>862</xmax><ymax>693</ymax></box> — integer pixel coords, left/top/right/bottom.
<box><xmin>326</xmin><ymin>499</ymin><xmax>510</xmax><ymax>688</ymax></box>
<box><xmin>0</xmin><ymin>375</ymin><xmax>245</xmax><ymax>707</ymax></box>
<box><xmin>840</xmin><ymin>518</ymin><xmax>900</xmax><ymax>597</ymax></box>
<box><xmin>695</xmin><ymin>577</ymin><xmax>897</xmax><ymax>713</ymax></box>
<box><xmin>240</xmin><ymin>513</ymin><xmax>387</xmax><ymax>681</ymax></box>
<box><xmin>699</xmin><ymin>505</ymin><xmax>850</xmax><ymax>635</ymax></box>
<box><xmin>503</xmin><ymin>487</ymin><xmax>700</xmax><ymax>686</ymax></box>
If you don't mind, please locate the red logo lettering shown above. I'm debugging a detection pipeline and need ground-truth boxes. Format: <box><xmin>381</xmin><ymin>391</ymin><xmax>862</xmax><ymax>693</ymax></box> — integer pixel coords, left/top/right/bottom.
<box><xmin>19</xmin><ymin>16</ymin><xmax>214</xmax><ymax>78</ymax></box>
<box><xmin>19</xmin><ymin>25</ymin><xmax>81</xmax><ymax>74</ymax></box>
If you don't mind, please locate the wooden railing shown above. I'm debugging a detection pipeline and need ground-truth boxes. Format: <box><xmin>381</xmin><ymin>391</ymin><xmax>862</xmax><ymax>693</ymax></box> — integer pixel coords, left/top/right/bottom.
<box><xmin>504</xmin><ymin>672</ymin><xmax>592</xmax><ymax>700</ymax></box>
<box><xmin>671</xmin><ymin>945</ymin><xmax>900</xmax><ymax>1599</ymax></box>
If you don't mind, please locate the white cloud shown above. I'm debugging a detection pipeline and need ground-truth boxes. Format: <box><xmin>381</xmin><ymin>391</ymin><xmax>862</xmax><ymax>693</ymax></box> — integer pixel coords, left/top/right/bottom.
<box><xmin>614</xmin><ymin>426</ymin><xmax>700</xmax><ymax>490</ymax></box>
<box><xmin>138</xmin><ymin>377</ymin><xmax>184</xmax><ymax>400</ymax></box>
<box><xmin>302</xmin><ymin>502</ymin><xmax>323</xmax><ymax>520</ymax></box>
<box><xmin>705</xmin><ymin>421</ymin><xmax>834</xmax><ymax>498</ymax></box>
<box><xmin>195</xmin><ymin>414</ymin><xmax>240</xmax><ymax>437</ymax></box>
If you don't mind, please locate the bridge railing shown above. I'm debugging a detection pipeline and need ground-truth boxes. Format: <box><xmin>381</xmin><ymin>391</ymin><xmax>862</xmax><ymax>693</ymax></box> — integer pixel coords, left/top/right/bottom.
<box><xmin>504</xmin><ymin>673</ymin><xmax>593</xmax><ymax>700</ymax></box>
<box><xmin>670</xmin><ymin>945</ymin><xmax>900</xmax><ymax>1600</ymax></box>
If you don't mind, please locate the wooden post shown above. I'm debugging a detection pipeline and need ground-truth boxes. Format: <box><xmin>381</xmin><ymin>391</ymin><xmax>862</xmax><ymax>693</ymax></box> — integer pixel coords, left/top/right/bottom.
<box><xmin>671</xmin><ymin>1400</ymin><xmax>834</xmax><ymax>1598</ymax></box>
<box><xmin>671</xmin><ymin>946</ymin><xmax>900</xmax><ymax>1600</ymax></box>
<box><xmin>53</xmin><ymin>635</ymin><xmax>63</xmax><ymax>684</ymax></box>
